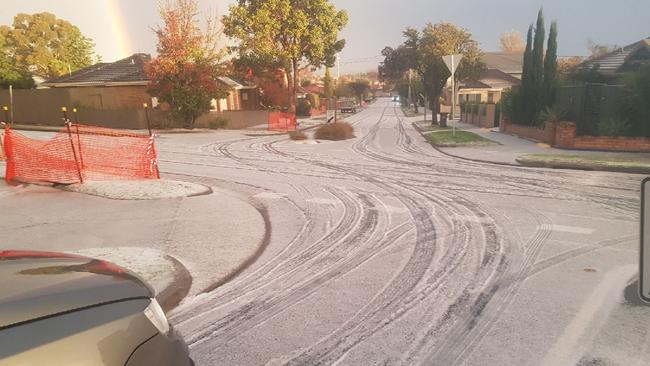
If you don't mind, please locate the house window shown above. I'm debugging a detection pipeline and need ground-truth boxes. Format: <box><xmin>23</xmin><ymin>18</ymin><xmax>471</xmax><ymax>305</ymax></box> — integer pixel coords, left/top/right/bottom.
<box><xmin>242</xmin><ymin>92</ymin><xmax>249</xmax><ymax>101</ymax></box>
<box><xmin>487</xmin><ymin>92</ymin><xmax>495</xmax><ymax>103</ymax></box>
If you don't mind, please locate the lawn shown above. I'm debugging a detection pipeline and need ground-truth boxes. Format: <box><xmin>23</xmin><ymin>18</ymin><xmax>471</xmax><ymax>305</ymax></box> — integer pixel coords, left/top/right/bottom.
<box><xmin>425</xmin><ymin>130</ymin><xmax>497</xmax><ymax>147</ymax></box>
<box><xmin>516</xmin><ymin>154</ymin><xmax>650</xmax><ymax>173</ymax></box>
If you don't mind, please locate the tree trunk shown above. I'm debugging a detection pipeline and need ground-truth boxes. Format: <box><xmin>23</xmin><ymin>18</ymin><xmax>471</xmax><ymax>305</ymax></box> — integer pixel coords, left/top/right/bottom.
<box><xmin>290</xmin><ymin>59</ymin><xmax>299</xmax><ymax>114</ymax></box>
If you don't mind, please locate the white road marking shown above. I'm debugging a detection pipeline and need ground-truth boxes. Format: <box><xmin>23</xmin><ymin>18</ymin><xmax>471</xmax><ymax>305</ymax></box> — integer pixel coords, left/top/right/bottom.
<box><xmin>552</xmin><ymin>225</ymin><xmax>595</xmax><ymax>235</ymax></box>
<box><xmin>541</xmin><ymin>264</ymin><xmax>636</xmax><ymax>366</ymax></box>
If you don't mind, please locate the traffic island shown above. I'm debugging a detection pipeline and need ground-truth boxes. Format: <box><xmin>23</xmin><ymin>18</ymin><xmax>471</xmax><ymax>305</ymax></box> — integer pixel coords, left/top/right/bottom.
<box><xmin>516</xmin><ymin>154</ymin><xmax>650</xmax><ymax>174</ymax></box>
<box><xmin>425</xmin><ymin>130</ymin><xmax>498</xmax><ymax>148</ymax></box>
<box><xmin>59</xmin><ymin>179</ymin><xmax>212</xmax><ymax>200</ymax></box>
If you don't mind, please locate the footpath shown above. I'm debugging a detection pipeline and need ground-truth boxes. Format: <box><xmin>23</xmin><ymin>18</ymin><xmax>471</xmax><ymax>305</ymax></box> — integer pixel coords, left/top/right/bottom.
<box><xmin>410</xmin><ymin>114</ymin><xmax>650</xmax><ymax>175</ymax></box>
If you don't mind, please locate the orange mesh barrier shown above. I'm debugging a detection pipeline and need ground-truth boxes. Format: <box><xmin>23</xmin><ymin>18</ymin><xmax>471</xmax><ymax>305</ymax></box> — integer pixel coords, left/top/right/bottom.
<box><xmin>268</xmin><ymin>112</ymin><xmax>296</xmax><ymax>131</ymax></box>
<box><xmin>4</xmin><ymin>123</ymin><xmax>159</xmax><ymax>184</ymax></box>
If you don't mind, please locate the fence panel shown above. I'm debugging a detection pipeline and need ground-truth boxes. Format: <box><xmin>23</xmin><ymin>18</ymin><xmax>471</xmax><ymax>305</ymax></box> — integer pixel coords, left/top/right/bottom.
<box><xmin>557</xmin><ymin>84</ymin><xmax>626</xmax><ymax>136</ymax></box>
<box><xmin>4</xmin><ymin>123</ymin><xmax>159</xmax><ymax>184</ymax></box>
<box><xmin>268</xmin><ymin>112</ymin><xmax>297</xmax><ymax>131</ymax></box>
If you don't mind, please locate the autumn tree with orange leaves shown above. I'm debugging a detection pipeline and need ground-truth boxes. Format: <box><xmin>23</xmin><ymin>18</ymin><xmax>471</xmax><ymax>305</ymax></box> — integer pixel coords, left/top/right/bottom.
<box><xmin>146</xmin><ymin>0</ymin><xmax>228</xmax><ymax>128</ymax></box>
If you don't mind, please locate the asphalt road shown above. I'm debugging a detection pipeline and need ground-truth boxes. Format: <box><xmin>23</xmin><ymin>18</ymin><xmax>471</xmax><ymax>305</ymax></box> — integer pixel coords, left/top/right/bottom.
<box><xmin>160</xmin><ymin>98</ymin><xmax>646</xmax><ymax>366</ymax></box>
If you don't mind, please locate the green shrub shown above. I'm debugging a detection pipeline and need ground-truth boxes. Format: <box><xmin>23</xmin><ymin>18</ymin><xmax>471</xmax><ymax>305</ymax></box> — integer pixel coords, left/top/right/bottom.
<box><xmin>314</xmin><ymin>122</ymin><xmax>355</xmax><ymax>140</ymax></box>
<box><xmin>598</xmin><ymin>118</ymin><xmax>630</xmax><ymax>137</ymax></box>
<box><xmin>620</xmin><ymin>65</ymin><xmax>650</xmax><ymax>137</ymax></box>
<box><xmin>537</xmin><ymin>105</ymin><xmax>566</xmax><ymax>125</ymax></box>
<box><xmin>208</xmin><ymin>116</ymin><xmax>228</xmax><ymax>129</ymax></box>
<box><xmin>460</xmin><ymin>101</ymin><xmax>467</xmax><ymax>113</ymax></box>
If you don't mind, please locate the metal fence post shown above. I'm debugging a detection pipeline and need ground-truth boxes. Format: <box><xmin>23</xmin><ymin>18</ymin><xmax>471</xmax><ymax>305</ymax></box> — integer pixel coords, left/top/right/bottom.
<box><xmin>62</xmin><ymin>107</ymin><xmax>84</xmax><ymax>183</ymax></box>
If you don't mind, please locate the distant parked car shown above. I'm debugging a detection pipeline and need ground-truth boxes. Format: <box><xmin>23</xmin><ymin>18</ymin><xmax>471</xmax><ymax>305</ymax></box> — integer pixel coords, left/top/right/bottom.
<box><xmin>0</xmin><ymin>250</ymin><xmax>193</xmax><ymax>366</ymax></box>
<box><xmin>339</xmin><ymin>99</ymin><xmax>357</xmax><ymax>113</ymax></box>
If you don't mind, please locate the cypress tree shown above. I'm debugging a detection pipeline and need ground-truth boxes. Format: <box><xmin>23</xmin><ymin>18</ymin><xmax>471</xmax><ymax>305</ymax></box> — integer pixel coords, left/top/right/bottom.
<box><xmin>531</xmin><ymin>8</ymin><xmax>546</xmax><ymax>124</ymax></box>
<box><xmin>518</xmin><ymin>25</ymin><xmax>534</xmax><ymax>124</ymax></box>
<box><xmin>543</xmin><ymin>21</ymin><xmax>558</xmax><ymax>109</ymax></box>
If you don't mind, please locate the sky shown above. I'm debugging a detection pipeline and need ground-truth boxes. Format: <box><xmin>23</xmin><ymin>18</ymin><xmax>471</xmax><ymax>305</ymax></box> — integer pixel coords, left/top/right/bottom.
<box><xmin>1</xmin><ymin>0</ymin><xmax>649</xmax><ymax>75</ymax></box>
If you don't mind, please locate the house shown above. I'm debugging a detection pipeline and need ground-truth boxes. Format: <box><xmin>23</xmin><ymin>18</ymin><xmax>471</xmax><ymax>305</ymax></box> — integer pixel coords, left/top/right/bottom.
<box><xmin>458</xmin><ymin>69</ymin><xmax>521</xmax><ymax>104</ymax></box>
<box><xmin>41</xmin><ymin>53</ymin><xmax>153</xmax><ymax>109</ymax></box>
<box><xmin>579</xmin><ymin>37</ymin><xmax>650</xmax><ymax>77</ymax></box>
<box><xmin>214</xmin><ymin>77</ymin><xmax>260</xmax><ymax>112</ymax></box>
<box><xmin>42</xmin><ymin>54</ymin><xmax>260</xmax><ymax>112</ymax></box>
<box><xmin>458</xmin><ymin>52</ymin><xmax>523</xmax><ymax>104</ymax></box>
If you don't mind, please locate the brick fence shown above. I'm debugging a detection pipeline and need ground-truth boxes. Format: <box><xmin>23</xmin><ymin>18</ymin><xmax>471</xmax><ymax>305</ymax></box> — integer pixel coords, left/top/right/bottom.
<box><xmin>500</xmin><ymin>119</ymin><xmax>650</xmax><ymax>152</ymax></box>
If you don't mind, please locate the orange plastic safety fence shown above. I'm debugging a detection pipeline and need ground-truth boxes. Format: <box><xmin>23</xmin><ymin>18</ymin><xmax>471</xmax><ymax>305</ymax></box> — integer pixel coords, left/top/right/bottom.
<box><xmin>268</xmin><ymin>112</ymin><xmax>297</xmax><ymax>131</ymax></box>
<box><xmin>4</xmin><ymin>123</ymin><xmax>159</xmax><ymax>184</ymax></box>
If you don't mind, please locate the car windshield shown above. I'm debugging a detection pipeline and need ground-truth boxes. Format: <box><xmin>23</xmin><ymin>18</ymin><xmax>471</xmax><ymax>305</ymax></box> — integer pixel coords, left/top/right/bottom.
<box><xmin>1</xmin><ymin>1</ymin><xmax>650</xmax><ymax>365</ymax></box>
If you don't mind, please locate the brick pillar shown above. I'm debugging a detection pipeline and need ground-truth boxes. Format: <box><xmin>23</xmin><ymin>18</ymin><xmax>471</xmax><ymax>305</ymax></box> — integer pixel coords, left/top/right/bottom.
<box><xmin>545</xmin><ymin>120</ymin><xmax>557</xmax><ymax>145</ymax></box>
<box><xmin>556</xmin><ymin>121</ymin><xmax>577</xmax><ymax>148</ymax></box>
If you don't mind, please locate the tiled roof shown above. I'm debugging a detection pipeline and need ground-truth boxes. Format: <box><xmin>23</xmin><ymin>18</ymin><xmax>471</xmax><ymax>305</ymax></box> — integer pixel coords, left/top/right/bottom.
<box><xmin>580</xmin><ymin>37</ymin><xmax>650</xmax><ymax>75</ymax></box>
<box><xmin>460</xmin><ymin>69</ymin><xmax>521</xmax><ymax>90</ymax></box>
<box><xmin>43</xmin><ymin>54</ymin><xmax>151</xmax><ymax>87</ymax></box>
<box><xmin>481</xmin><ymin>52</ymin><xmax>523</xmax><ymax>74</ymax></box>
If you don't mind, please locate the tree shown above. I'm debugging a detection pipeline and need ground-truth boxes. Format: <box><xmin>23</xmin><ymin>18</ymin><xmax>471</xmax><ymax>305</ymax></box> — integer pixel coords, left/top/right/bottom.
<box><xmin>530</xmin><ymin>9</ymin><xmax>546</xmax><ymax>119</ymax></box>
<box><xmin>586</xmin><ymin>40</ymin><xmax>619</xmax><ymax>59</ymax></box>
<box><xmin>145</xmin><ymin>0</ymin><xmax>229</xmax><ymax>129</ymax></box>
<box><xmin>417</xmin><ymin>23</ymin><xmax>483</xmax><ymax>122</ymax></box>
<box><xmin>348</xmin><ymin>79</ymin><xmax>370</xmax><ymax>104</ymax></box>
<box><xmin>4</xmin><ymin>12</ymin><xmax>96</xmax><ymax>79</ymax></box>
<box><xmin>380</xmin><ymin>24</ymin><xmax>483</xmax><ymax>123</ymax></box>
<box><xmin>323</xmin><ymin>67</ymin><xmax>334</xmax><ymax>100</ymax></box>
<box><xmin>500</xmin><ymin>30</ymin><xmax>526</xmax><ymax>53</ymax></box>
<box><xmin>0</xmin><ymin>26</ymin><xmax>33</xmax><ymax>88</ymax></box>
<box><xmin>543</xmin><ymin>21</ymin><xmax>558</xmax><ymax>108</ymax></box>
<box><xmin>223</xmin><ymin>0</ymin><xmax>348</xmax><ymax>114</ymax></box>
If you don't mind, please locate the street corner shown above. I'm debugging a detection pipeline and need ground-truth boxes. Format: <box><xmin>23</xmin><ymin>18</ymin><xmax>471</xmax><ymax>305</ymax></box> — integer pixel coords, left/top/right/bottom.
<box><xmin>58</xmin><ymin>179</ymin><xmax>213</xmax><ymax>200</ymax></box>
<box><xmin>65</xmin><ymin>247</ymin><xmax>192</xmax><ymax>312</ymax></box>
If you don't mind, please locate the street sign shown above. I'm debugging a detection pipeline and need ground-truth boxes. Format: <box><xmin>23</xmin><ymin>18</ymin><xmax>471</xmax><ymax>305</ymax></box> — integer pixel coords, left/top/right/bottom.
<box><xmin>442</xmin><ymin>54</ymin><xmax>463</xmax><ymax>120</ymax></box>
<box><xmin>641</xmin><ymin>178</ymin><xmax>650</xmax><ymax>302</ymax></box>
<box><xmin>442</xmin><ymin>54</ymin><xmax>463</xmax><ymax>75</ymax></box>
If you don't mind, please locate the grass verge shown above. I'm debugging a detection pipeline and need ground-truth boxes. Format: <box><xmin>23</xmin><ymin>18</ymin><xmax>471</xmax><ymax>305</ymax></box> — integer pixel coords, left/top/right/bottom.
<box><xmin>516</xmin><ymin>154</ymin><xmax>650</xmax><ymax>174</ymax></box>
<box><xmin>425</xmin><ymin>130</ymin><xmax>497</xmax><ymax>147</ymax></box>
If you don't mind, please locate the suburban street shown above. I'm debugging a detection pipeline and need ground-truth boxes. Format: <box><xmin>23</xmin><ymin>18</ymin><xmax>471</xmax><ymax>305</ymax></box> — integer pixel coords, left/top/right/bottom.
<box><xmin>144</xmin><ymin>98</ymin><xmax>645</xmax><ymax>365</ymax></box>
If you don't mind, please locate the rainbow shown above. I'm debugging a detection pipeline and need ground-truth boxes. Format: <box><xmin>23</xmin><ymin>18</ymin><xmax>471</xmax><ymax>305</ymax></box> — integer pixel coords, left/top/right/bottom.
<box><xmin>105</xmin><ymin>0</ymin><xmax>132</xmax><ymax>59</ymax></box>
